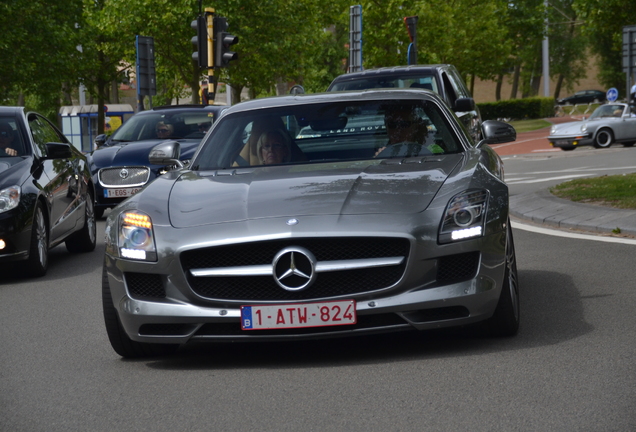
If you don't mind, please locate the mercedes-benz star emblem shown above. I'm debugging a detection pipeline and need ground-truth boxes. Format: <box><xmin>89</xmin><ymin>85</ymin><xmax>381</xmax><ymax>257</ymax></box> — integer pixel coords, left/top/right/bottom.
<box><xmin>272</xmin><ymin>246</ymin><xmax>317</xmax><ymax>291</ymax></box>
<box><xmin>119</xmin><ymin>168</ymin><xmax>129</xmax><ymax>179</ymax></box>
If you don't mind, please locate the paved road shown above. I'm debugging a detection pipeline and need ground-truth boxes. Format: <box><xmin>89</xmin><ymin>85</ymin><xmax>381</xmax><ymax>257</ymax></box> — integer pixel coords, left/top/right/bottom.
<box><xmin>1</xmin><ymin>222</ymin><xmax>635</xmax><ymax>431</ymax></box>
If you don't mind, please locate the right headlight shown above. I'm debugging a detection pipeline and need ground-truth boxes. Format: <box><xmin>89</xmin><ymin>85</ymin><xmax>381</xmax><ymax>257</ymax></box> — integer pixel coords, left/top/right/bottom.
<box><xmin>0</xmin><ymin>185</ymin><xmax>20</xmax><ymax>214</ymax></box>
<box><xmin>118</xmin><ymin>211</ymin><xmax>157</xmax><ymax>261</ymax></box>
<box><xmin>439</xmin><ymin>190</ymin><xmax>489</xmax><ymax>244</ymax></box>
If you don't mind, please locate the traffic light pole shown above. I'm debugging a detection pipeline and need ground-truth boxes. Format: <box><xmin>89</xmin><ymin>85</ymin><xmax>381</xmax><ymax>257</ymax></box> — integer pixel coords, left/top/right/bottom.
<box><xmin>192</xmin><ymin>7</ymin><xmax>238</xmax><ymax>105</ymax></box>
<box><xmin>205</xmin><ymin>8</ymin><xmax>216</xmax><ymax>104</ymax></box>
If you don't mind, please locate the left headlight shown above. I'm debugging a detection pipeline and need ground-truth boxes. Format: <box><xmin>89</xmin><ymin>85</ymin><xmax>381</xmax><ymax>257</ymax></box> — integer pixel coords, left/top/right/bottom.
<box><xmin>0</xmin><ymin>185</ymin><xmax>20</xmax><ymax>214</ymax></box>
<box><xmin>550</xmin><ymin>125</ymin><xmax>557</xmax><ymax>135</ymax></box>
<box><xmin>439</xmin><ymin>190</ymin><xmax>489</xmax><ymax>243</ymax></box>
<box><xmin>580</xmin><ymin>123</ymin><xmax>588</xmax><ymax>133</ymax></box>
<box><xmin>118</xmin><ymin>211</ymin><xmax>157</xmax><ymax>261</ymax></box>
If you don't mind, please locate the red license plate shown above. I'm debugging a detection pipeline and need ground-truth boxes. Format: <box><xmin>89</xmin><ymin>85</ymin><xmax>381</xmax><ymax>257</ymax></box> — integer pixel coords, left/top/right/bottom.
<box><xmin>241</xmin><ymin>300</ymin><xmax>356</xmax><ymax>330</ymax></box>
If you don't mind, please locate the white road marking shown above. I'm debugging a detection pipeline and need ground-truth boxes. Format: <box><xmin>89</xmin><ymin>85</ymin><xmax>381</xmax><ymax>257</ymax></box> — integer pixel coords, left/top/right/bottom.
<box><xmin>511</xmin><ymin>220</ymin><xmax>636</xmax><ymax>245</ymax></box>
<box><xmin>506</xmin><ymin>174</ymin><xmax>590</xmax><ymax>184</ymax></box>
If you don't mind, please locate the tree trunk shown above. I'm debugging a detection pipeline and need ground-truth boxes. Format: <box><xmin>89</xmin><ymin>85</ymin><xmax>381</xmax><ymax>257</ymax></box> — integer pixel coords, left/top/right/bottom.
<box><xmin>510</xmin><ymin>64</ymin><xmax>520</xmax><ymax>99</ymax></box>
<box><xmin>554</xmin><ymin>74</ymin><xmax>564</xmax><ymax>100</ymax></box>
<box><xmin>495</xmin><ymin>73</ymin><xmax>503</xmax><ymax>101</ymax></box>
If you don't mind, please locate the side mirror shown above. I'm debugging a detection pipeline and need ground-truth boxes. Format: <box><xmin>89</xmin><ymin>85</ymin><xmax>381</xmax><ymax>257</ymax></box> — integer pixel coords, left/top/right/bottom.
<box><xmin>44</xmin><ymin>142</ymin><xmax>72</xmax><ymax>159</ymax></box>
<box><xmin>94</xmin><ymin>134</ymin><xmax>108</xmax><ymax>148</ymax></box>
<box><xmin>454</xmin><ymin>97</ymin><xmax>475</xmax><ymax>112</ymax></box>
<box><xmin>149</xmin><ymin>141</ymin><xmax>183</xmax><ymax>168</ymax></box>
<box><xmin>478</xmin><ymin>120</ymin><xmax>516</xmax><ymax>146</ymax></box>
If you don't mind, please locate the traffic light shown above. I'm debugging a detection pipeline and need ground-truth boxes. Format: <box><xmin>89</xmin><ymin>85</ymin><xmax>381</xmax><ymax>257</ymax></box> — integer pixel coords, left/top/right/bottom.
<box><xmin>214</xmin><ymin>17</ymin><xmax>239</xmax><ymax>68</ymax></box>
<box><xmin>191</xmin><ymin>16</ymin><xmax>209</xmax><ymax>69</ymax></box>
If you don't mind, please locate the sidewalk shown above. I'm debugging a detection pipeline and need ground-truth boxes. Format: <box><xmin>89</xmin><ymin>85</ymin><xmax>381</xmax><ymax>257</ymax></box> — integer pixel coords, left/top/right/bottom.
<box><xmin>510</xmin><ymin>188</ymin><xmax>636</xmax><ymax>237</ymax></box>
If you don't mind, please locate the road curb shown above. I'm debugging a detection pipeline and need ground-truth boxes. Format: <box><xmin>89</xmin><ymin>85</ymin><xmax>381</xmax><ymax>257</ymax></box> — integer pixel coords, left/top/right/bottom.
<box><xmin>510</xmin><ymin>189</ymin><xmax>636</xmax><ymax>237</ymax></box>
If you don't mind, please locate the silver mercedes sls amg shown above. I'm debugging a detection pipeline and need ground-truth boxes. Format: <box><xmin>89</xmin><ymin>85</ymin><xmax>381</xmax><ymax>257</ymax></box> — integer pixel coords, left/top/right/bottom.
<box><xmin>102</xmin><ymin>89</ymin><xmax>519</xmax><ymax>358</ymax></box>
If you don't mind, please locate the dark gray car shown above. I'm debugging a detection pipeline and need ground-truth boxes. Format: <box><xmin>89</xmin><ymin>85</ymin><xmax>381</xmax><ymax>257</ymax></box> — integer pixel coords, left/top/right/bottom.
<box><xmin>327</xmin><ymin>65</ymin><xmax>482</xmax><ymax>142</ymax></box>
<box><xmin>102</xmin><ymin>90</ymin><xmax>518</xmax><ymax>358</ymax></box>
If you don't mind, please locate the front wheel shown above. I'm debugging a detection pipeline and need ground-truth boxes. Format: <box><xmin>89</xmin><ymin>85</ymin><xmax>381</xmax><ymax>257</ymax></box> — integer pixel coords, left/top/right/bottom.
<box><xmin>486</xmin><ymin>222</ymin><xmax>520</xmax><ymax>337</ymax></box>
<box><xmin>23</xmin><ymin>202</ymin><xmax>48</xmax><ymax>277</ymax></box>
<box><xmin>560</xmin><ymin>146</ymin><xmax>576</xmax><ymax>151</ymax></box>
<box><xmin>102</xmin><ymin>266</ymin><xmax>179</xmax><ymax>358</ymax></box>
<box><xmin>593</xmin><ymin>129</ymin><xmax>614</xmax><ymax>148</ymax></box>
<box><xmin>65</xmin><ymin>194</ymin><xmax>97</xmax><ymax>253</ymax></box>
<box><xmin>623</xmin><ymin>142</ymin><xmax>635</xmax><ymax>148</ymax></box>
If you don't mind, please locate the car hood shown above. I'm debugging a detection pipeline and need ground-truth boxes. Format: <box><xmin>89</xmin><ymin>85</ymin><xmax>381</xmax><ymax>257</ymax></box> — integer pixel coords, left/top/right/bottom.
<box><xmin>90</xmin><ymin>139</ymin><xmax>200</xmax><ymax>169</ymax></box>
<box><xmin>165</xmin><ymin>156</ymin><xmax>462</xmax><ymax>228</ymax></box>
<box><xmin>551</xmin><ymin>117</ymin><xmax>621</xmax><ymax>136</ymax></box>
<box><xmin>550</xmin><ymin>120</ymin><xmax>585</xmax><ymax>135</ymax></box>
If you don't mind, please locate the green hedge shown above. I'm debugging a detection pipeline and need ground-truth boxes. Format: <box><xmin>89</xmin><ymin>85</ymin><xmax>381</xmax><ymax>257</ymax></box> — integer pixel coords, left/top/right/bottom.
<box><xmin>477</xmin><ymin>97</ymin><xmax>555</xmax><ymax>121</ymax></box>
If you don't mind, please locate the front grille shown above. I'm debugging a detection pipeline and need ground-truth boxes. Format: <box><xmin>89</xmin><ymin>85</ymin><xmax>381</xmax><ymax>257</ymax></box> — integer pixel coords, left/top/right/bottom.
<box><xmin>99</xmin><ymin>166</ymin><xmax>150</xmax><ymax>187</ymax></box>
<box><xmin>181</xmin><ymin>237</ymin><xmax>410</xmax><ymax>301</ymax></box>
<box><xmin>436</xmin><ymin>252</ymin><xmax>480</xmax><ymax>284</ymax></box>
<box><xmin>193</xmin><ymin>313</ymin><xmax>409</xmax><ymax>337</ymax></box>
<box><xmin>125</xmin><ymin>273</ymin><xmax>165</xmax><ymax>299</ymax></box>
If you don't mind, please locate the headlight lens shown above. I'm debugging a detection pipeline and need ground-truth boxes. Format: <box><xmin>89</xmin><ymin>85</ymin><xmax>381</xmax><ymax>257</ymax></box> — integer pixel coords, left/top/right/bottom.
<box><xmin>580</xmin><ymin>124</ymin><xmax>587</xmax><ymax>133</ymax></box>
<box><xmin>550</xmin><ymin>126</ymin><xmax>556</xmax><ymax>135</ymax></box>
<box><xmin>439</xmin><ymin>190</ymin><xmax>489</xmax><ymax>243</ymax></box>
<box><xmin>118</xmin><ymin>211</ymin><xmax>157</xmax><ymax>261</ymax></box>
<box><xmin>0</xmin><ymin>185</ymin><xmax>20</xmax><ymax>214</ymax></box>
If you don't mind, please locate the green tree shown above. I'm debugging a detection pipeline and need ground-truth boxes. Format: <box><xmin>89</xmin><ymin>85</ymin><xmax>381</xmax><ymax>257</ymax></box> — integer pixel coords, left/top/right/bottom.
<box><xmin>0</xmin><ymin>0</ymin><xmax>83</xmax><ymax>120</ymax></box>
<box><xmin>575</xmin><ymin>0</ymin><xmax>636</xmax><ymax>96</ymax></box>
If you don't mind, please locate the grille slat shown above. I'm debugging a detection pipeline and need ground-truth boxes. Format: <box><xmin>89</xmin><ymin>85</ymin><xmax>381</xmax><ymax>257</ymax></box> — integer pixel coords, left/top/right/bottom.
<box><xmin>181</xmin><ymin>237</ymin><xmax>410</xmax><ymax>301</ymax></box>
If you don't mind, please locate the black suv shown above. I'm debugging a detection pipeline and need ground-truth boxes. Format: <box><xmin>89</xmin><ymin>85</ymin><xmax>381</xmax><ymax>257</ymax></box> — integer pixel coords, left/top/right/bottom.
<box><xmin>327</xmin><ymin>65</ymin><xmax>482</xmax><ymax>142</ymax></box>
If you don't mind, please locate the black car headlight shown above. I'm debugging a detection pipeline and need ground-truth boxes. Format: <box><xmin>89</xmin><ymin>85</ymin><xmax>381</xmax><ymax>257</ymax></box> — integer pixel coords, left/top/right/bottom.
<box><xmin>118</xmin><ymin>211</ymin><xmax>157</xmax><ymax>261</ymax></box>
<box><xmin>439</xmin><ymin>190</ymin><xmax>489</xmax><ymax>243</ymax></box>
<box><xmin>0</xmin><ymin>185</ymin><xmax>20</xmax><ymax>214</ymax></box>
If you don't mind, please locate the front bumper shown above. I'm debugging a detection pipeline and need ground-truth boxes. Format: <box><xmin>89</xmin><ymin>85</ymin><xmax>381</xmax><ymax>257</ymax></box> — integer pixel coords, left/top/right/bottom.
<box><xmin>548</xmin><ymin>134</ymin><xmax>593</xmax><ymax>148</ymax></box>
<box><xmin>104</xmin><ymin>228</ymin><xmax>507</xmax><ymax>344</ymax></box>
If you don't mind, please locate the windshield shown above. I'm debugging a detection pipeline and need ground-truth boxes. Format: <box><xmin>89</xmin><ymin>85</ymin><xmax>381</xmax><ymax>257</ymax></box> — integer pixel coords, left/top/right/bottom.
<box><xmin>192</xmin><ymin>99</ymin><xmax>464</xmax><ymax>171</ymax></box>
<box><xmin>110</xmin><ymin>110</ymin><xmax>217</xmax><ymax>142</ymax></box>
<box><xmin>589</xmin><ymin>104</ymin><xmax>625</xmax><ymax>119</ymax></box>
<box><xmin>329</xmin><ymin>75</ymin><xmax>439</xmax><ymax>94</ymax></box>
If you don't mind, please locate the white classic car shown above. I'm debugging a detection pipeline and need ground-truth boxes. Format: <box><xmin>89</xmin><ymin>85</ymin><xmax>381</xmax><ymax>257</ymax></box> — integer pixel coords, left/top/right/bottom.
<box><xmin>548</xmin><ymin>103</ymin><xmax>636</xmax><ymax>151</ymax></box>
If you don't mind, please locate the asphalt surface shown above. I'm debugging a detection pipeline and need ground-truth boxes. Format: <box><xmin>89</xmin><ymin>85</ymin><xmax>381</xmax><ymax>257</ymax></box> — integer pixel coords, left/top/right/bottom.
<box><xmin>505</xmin><ymin>116</ymin><xmax>636</xmax><ymax>237</ymax></box>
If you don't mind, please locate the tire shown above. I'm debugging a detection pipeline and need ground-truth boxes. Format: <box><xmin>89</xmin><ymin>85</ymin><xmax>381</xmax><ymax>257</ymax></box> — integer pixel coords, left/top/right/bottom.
<box><xmin>65</xmin><ymin>193</ymin><xmax>97</xmax><ymax>253</ymax></box>
<box><xmin>487</xmin><ymin>222</ymin><xmax>520</xmax><ymax>337</ymax></box>
<box><xmin>623</xmin><ymin>142</ymin><xmax>635</xmax><ymax>148</ymax></box>
<box><xmin>23</xmin><ymin>202</ymin><xmax>49</xmax><ymax>277</ymax></box>
<box><xmin>102</xmin><ymin>266</ymin><xmax>179</xmax><ymax>358</ymax></box>
<box><xmin>560</xmin><ymin>146</ymin><xmax>576</xmax><ymax>151</ymax></box>
<box><xmin>593</xmin><ymin>129</ymin><xmax>613</xmax><ymax>149</ymax></box>
<box><xmin>94</xmin><ymin>206</ymin><xmax>105</xmax><ymax>219</ymax></box>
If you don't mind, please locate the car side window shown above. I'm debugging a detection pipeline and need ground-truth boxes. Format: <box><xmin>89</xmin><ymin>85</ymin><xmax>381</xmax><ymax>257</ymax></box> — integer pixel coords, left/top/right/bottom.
<box><xmin>28</xmin><ymin>114</ymin><xmax>66</xmax><ymax>157</ymax></box>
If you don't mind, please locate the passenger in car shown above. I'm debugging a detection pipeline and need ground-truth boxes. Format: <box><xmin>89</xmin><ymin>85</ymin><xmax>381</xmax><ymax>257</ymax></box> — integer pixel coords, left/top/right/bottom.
<box><xmin>156</xmin><ymin>121</ymin><xmax>174</xmax><ymax>139</ymax></box>
<box><xmin>0</xmin><ymin>121</ymin><xmax>19</xmax><ymax>156</ymax></box>
<box><xmin>257</xmin><ymin>129</ymin><xmax>291</xmax><ymax>165</ymax></box>
<box><xmin>375</xmin><ymin>104</ymin><xmax>444</xmax><ymax>157</ymax></box>
<box><xmin>235</xmin><ymin>116</ymin><xmax>306</xmax><ymax>166</ymax></box>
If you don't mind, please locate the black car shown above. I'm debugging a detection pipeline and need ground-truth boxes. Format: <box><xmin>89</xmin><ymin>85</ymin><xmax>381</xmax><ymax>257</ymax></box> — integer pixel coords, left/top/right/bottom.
<box><xmin>327</xmin><ymin>65</ymin><xmax>482</xmax><ymax>141</ymax></box>
<box><xmin>557</xmin><ymin>90</ymin><xmax>606</xmax><ymax>105</ymax></box>
<box><xmin>0</xmin><ymin>106</ymin><xmax>96</xmax><ymax>277</ymax></box>
<box><xmin>89</xmin><ymin>104</ymin><xmax>227</xmax><ymax>218</ymax></box>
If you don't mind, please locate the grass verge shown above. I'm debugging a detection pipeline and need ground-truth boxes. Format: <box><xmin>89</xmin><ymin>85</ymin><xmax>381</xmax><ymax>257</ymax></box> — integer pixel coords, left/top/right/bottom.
<box><xmin>550</xmin><ymin>173</ymin><xmax>636</xmax><ymax>209</ymax></box>
<box><xmin>508</xmin><ymin>119</ymin><xmax>552</xmax><ymax>133</ymax></box>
